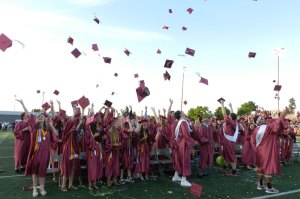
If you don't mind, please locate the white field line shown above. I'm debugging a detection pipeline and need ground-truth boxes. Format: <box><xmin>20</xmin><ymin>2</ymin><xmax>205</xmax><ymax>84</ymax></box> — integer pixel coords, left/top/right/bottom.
<box><xmin>0</xmin><ymin>133</ymin><xmax>9</xmax><ymax>144</ymax></box>
<box><xmin>0</xmin><ymin>174</ymin><xmax>24</xmax><ymax>179</ymax></box>
<box><xmin>249</xmin><ymin>189</ymin><xmax>300</xmax><ymax>199</ymax></box>
<box><xmin>0</xmin><ymin>147</ymin><xmax>14</xmax><ymax>149</ymax></box>
<box><xmin>0</xmin><ymin>156</ymin><xmax>14</xmax><ymax>159</ymax></box>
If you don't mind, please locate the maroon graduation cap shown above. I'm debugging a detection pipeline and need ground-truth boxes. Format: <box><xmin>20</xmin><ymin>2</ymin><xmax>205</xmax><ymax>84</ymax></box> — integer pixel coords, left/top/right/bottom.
<box><xmin>217</xmin><ymin>97</ymin><xmax>225</xmax><ymax>103</ymax></box>
<box><xmin>162</xmin><ymin>25</ymin><xmax>169</xmax><ymax>30</ymax></box>
<box><xmin>67</xmin><ymin>36</ymin><xmax>74</xmax><ymax>45</ymax></box>
<box><xmin>124</xmin><ymin>48</ymin><xmax>131</xmax><ymax>56</ymax></box>
<box><xmin>71</xmin><ymin>100</ymin><xmax>78</xmax><ymax>107</ymax></box>
<box><xmin>157</xmin><ymin>49</ymin><xmax>161</xmax><ymax>54</ymax></box>
<box><xmin>164</xmin><ymin>59</ymin><xmax>174</xmax><ymax>68</ymax></box>
<box><xmin>189</xmin><ymin>183</ymin><xmax>202</xmax><ymax>197</ymax></box>
<box><xmin>185</xmin><ymin>47</ymin><xmax>195</xmax><ymax>56</ymax></box>
<box><xmin>94</xmin><ymin>16</ymin><xmax>100</xmax><ymax>24</ymax></box>
<box><xmin>168</xmin><ymin>9</ymin><xmax>173</xmax><ymax>13</ymax></box>
<box><xmin>78</xmin><ymin>96</ymin><xmax>90</xmax><ymax>109</ymax></box>
<box><xmin>86</xmin><ymin>115</ymin><xmax>95</xmax><ymax>125</ymax></box>
<box><xmin>103</xmin><ymin>57</ymin><xmax>111</xmax><ymax>64</ymax></box>
<box><xmin>199</xmin><ymin>77</ymin><xmax>208</xmax><ymax>85</ymax></box>
<box><xmin>248</xmin><ymin>52</ymin><xmax>256</xmax><ymax>58</ymax></box>
<box><xmin>42</xmin><ymin>102</ymin><xmax>51</xmax><ymax>111</ymax></box>
<box><xmin>114</xmin><ymin>73</ymin><xmax>118</xmax><ymax>77</ymax></box>
<box><xmin>58</xmin><ymin>109</ymin><xmax>66</xmax><ymax>118</ymax></box>
<box><xmin>183</xmin><ymin>100</ymin><xmax>187</xmax><ymax>105</ymax></box>
<box><xmin>187</xmin><ymin>8</ymin><xmax>194</xmax><ymax>14</ymax></box>
<box><xmin>71</xmin><ymin>48</ymin><xmax>81</xmax><ymax>58</ymax></box>
<box><xmin>134</xmin><ymin>73</ymin><xmax>139</xmax><ymax>78</ymax></box>
<box><xmin>0</xmin><ymin>33</ymin><xmax>13</xmax><ymax>52</ymax></box>
<box><xmin>136</xmin><ymin>80</ymin><xmax>150</xmax><ymax>102</ymax></box>
<box><xmin>182</xmin><ymin>26</ymin><xmax>187</xmax><ymax>31</ymax></box>
<box><xmin>53</xmin><ymin>90</ymin><xmax>60</xmax><ymax>95</ymax></box>
<box><xmin>92</xmin><ymin>44</ymin><xmax>99</xmax><ymax>51</ymax></box>
<box><xmin>104</xmin><ymin>100</ymin><xmax>112</xmax><ymax>107</ymax></box>
<box><xmin>37</xmin><ymin>90</ymin><xmax>41</xmax><ymax>94</ymax></box>
<box><xmin>274</xmin><ymin>85</ymin><xmax>282</xmax><ymax>91</ymax></box>
<box><xmin>163</xmin><ymin>71</ymin><xmax>171</xmax><ymax>81</ymax></box>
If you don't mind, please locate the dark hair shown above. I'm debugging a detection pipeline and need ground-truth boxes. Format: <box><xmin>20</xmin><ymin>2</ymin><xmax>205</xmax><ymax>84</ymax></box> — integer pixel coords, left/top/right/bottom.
<box><xmin>20</xmin><ymin>112</ymin><xmax>25</xmax><ymax>120</ymax></box>
<box><xmin>174</xmin><ymin>110</ymin><xmax>181</xmax><ymax>120</ymax></box>
<box><xmin>253</xmin><ymin>115</ymin><xmax>260</xmax><ymax>124</ymax></box>
<box><xmin>230</xmin><ymin>113</ymin><xmax>237</xmax><ymax>120</ymax></box>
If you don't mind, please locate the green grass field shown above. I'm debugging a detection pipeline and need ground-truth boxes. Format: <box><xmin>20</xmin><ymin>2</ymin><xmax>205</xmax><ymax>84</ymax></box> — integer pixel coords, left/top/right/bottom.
<box><xmin>1</xmin><ymin>131</ymin><xmax>300</xmax><ymax>199</ymax></box>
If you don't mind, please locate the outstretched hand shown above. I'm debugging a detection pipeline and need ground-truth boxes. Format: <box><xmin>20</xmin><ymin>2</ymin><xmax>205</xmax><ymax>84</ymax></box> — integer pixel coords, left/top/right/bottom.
<box><xmin>16</xmin><ymin>99</ymin><xmax>23</xmax><ymax>104</ymax></box>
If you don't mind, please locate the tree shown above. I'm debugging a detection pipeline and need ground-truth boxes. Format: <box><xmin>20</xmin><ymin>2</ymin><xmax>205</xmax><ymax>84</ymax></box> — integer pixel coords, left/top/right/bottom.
<box><xmin>237</xmin><ymin>101</ymin><xmax>257</xmax><ymax>116</ymax></box>
<box><xmin>288</xmin><ymin>97</ymin><xmax>296</xmax><ymax>114</ymax></box>
<box><xmin>187</xmin><ymin>106</ymin><xmax>213</xmax><ymax>121</ymax></box>
<box><xmin>214</xmin><ymin>107</ymin><xmax>230</xmax><ymax>120</ymax></box>
<box><xmin>32</xmin><ymin>108</ymin><xmax>41</xmax><ymax>113</ymax></box>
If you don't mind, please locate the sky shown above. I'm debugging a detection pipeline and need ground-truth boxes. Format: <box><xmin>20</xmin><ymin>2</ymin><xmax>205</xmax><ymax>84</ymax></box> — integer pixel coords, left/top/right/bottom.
<box><xmin>1</xmin><ymin>0</ymin><xmax>300</xmax><ymax>116</ymax></box>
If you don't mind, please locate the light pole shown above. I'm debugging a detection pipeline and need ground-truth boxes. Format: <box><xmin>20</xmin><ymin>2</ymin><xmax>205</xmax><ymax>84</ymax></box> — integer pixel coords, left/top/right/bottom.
<box><xmin>274</xmin><ymin>48</ymin><xmax>284</xmax><ymax>113</ymax></box>
<box><xmin>14</xmin><ymin>95</ymin><xmax>16</xmax><ymax>111</ymax></box>
<box><xmin>42</xmin><ymin>91</ymin><xmax>45</xmax><ymax>105</ymax></box>
<box><xmin>180</xmin><ymin>67</ymin><xmax>187</xmax><ymax>111</ymax></box>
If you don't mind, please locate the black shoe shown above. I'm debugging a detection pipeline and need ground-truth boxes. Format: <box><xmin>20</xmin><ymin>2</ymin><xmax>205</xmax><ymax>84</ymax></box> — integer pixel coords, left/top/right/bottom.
<box><xmin>15</xmin><ymin>168</ymin><xmax>21</xmax><ymax>174</ymax></box>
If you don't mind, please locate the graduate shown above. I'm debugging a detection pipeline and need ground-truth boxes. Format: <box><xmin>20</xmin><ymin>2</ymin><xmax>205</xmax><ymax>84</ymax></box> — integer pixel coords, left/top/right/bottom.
<box><xmin>13</xmin><ymin>112</ymin><xmax>31</xmax><ymax>173</ymax></box>
<box><xmin>251</xmin><ymin>108</ymin><xmax>289</xmax><ymax>194</ymax></box>
<box><xmin>16</xmin><ymin>99</ymin><xmax>58</xmax><ymax>197</ymax></box>
<box><xmin>241</xmin><ymin>119</ymin><xmax>256</xmax><ymax>169</ymax></box>
<box><xmin>219</xmin><ymin>101</ymin><xmax>239</xmax><ymax>176</ymax></box>
<box><xmin>173</xmin><ymin>110</ymin><xmax>198</xmax><ymax>187</ymax></box>
<box><xmin>60</xmin><ymin>105</ymin><xmax>83</xmax><ymax>192</ymax></box>
<box><xmin>195</xmin><ymin>117</ymin><xmax>214</xmax><ymax>177</ymax></box>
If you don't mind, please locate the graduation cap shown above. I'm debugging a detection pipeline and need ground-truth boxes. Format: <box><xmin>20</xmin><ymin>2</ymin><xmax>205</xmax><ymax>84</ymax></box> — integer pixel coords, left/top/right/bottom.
<box><xmin>71</xmin><ymin>100</ymin><xmax>78</xmax><ymax>107</ymax></box>
<box><xmin>185</xmin><ymin>47</ymin><xmax>195</xmax><ymax>56</ymax></box>
<box><xmin>94</xmin><ymin>16</ymin><xmax>100</xmax><ymax>24</ymax></box>
<box><xmin>183</xmin><ymin>100</ymin><xmax>187</xmax><ymax>105</ymax></box>
<box><xmin>86</xmin><ymin>115</ymin><xmax>95</xmax><ymax>125</ymax></box>
<box><xmin>187</xmin><ymin>8</ymin><xmax>194</xmax><ymax>14</ymax></box>
<box><xmin>103</xmin><ymin>57</ymin><xmax>111</xmax><ymax>64</ymax></box>
<box><xmin>162</xmin><ymin>25</ymin><xmax>169</xmax><ymax>30</ymax></box>
<box><xmin>168</xmin><ymin>9</ymin><xmax>173</xmax><ymax>13</ymax></box>
<box><xmin>104</xmin><ymin>100</ymin><xmax>112</xmax><ymax>107</ymax></box>
<box><xmin>248</xmin><ymin>52</ymin><xmax>256</xmax><ymax>58</ymax></box>
<box><xmin>71</xmin><ymin>48</ymin><xmax>81</xmax><ymax>58</ymax></box>
<box><xmin>37</xmin><ymin>90</ymin><xmax>41</xmax><ymax>94</ymax></box>
<box><xmin>114</xmin><ymin>73</ymin><xmax>118</xmax><ymax>77</ymax></box>
<box><xmin>182</xmin><ymin>26</ymin><xmax>187</xmax><ymax>31</ymax></box>
<box><xmin>157</xmin><ymin>49</ymin><xmax>161</xmax><ymax>54</ymax></box>
<box><xmin>274</xmin><ymin>85</ymin><xmax>282</xmax><ymax>91</ymax></box>
<box><xmin>96</xmin><ymin>84</ymin><xmax>99</xmax><ymax>88</ymax></box>
<box><xmin>78</xmin><ymin>96</ymin><xmax>90</xmax><ymax>109</ymax></box>
<box><xmin>53</xmin><ymin>90</ymin><xmax>60</xmax><ymax>95</ymax></box>
<box><xmin>42</xmin><ymin>102</ymin><xmax>51</xmax><ymax>111</ymax></box>
<box><xmin>124</xmin><ymin>48</ymin><xmax>131</xmax><ymax>56</ymax></box>
<box><xmin>67</xmin><ymin>37</ymin><xmax>73</xmax><ymax>45</ymax></box>
<box><xmin>199</xmin><ymin>77</ymin><xmax>208</xmax><ymax>85</ymax></box>
<box><xmin>136</xmin><ymin>81</ymin><xmax>150</xmax><ymax>102</ymax></box>
<box><xmin>217</xmin><ymin>97</ymin><xmax>225</xmax><ymax>103</ymax></box>
<box><xmin>134</xmin><ymin>73</ymin><xmax>139</xmax><ymax>78</ymax></box>
<box><xmin>164</xmin><ymin>59</ymin><xmax>174</xmax><ymax>68</ymax></box>
<box><xmin>189</xmin><ymin>183</ymin><xmax>202</xmax><ymax>197</ymax></box>
<box><xmin>163</xmin><ymin>71</ymin><xmax>171</xmax><ymax>81</ymax></box>
<box><xmin>92</xmin><ymin>44</ymin><xmax>99</xmax><ymax>51</ymax></box>
<box><xmin>0</xmin><ymin>33</ymin><xmax>13</xmax><ymax>52</ymax></box>
<box><xmin>111</xmin><ymin>92</ymin><xmax>115</xmax><ymax>95</ymax></box>
<box><xmin>58</xmin><ymin>109</ymin><xmax>66</xmax><ymax>118</ymax></box>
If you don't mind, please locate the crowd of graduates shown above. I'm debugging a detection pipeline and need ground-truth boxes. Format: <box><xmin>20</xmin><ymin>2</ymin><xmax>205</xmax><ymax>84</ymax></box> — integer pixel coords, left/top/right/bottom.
<box><xmin>12</xmin><ymin>98</ymin><xmax>299</xmax><ymax>197</ymax></box>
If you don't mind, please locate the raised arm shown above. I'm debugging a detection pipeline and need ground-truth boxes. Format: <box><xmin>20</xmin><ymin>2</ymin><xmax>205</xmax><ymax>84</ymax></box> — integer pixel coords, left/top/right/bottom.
<box><xmin>56</xmin><ymin>100</ymin><xmax>61</xmax><ymax>110</ymax></box>
<box><xmin>150</xmin><ymin>107</ymin><xmax>159</xmax><ymax>123</ymax></box>
<box><xmin>16</xmin><ymin>99</ymin><xmax>29</xmax><ymax>116</ymax></box>
<box><xmin>228</xmin><ymin>102</ymin><xmax>234</xmax><ymax>113</ymax></box>
<box><xmin>50</xmin><ymin>100</ymin><xmax>55</xmax><ymax>118</ymax></box>
<box><xmin>167</xmin><ymin>98</ymin><xmax>173</xmax><ymax>116</ymax></box>
<box><xmin>220</xmin><ymin>100</ymin><xmax>227</xmax><ymax>117</ymax></box>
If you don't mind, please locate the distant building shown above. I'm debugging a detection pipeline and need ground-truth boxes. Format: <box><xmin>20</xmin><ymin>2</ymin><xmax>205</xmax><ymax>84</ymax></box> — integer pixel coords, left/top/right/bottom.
<box><xmin>0</xmin><ymin>111</ymin><xmax>40</xmax><ymax>123</ymax></box>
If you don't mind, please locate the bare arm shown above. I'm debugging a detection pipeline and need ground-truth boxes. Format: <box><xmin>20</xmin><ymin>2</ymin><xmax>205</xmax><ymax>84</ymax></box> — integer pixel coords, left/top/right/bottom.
<box><xmin>50</xmin><ymin>100</ymin><xmax>55</xmax><ymax>118</ymax></box>
<box><xmin>150</xmin><ymin>107</ymin><xmax>159</xmax><ymax>123</ymax></box>
<box><xmin>167</xmin><ymin>98</ymin><xmax>173</xmax><ymax>116</ymax></box>
<box><xmin>220</xmin><ymin>100</ymin><xmax>227</xmax><ymax>117</ymax></box>
<box><xmin>16</xmin><ymin>99</ymin><xmax>29</xmax><ymax>116</ymax></box>
<box><xmin>228</xmin><ymin>102</ymin><xmax>234</xmax><ymax>113</ymax></box>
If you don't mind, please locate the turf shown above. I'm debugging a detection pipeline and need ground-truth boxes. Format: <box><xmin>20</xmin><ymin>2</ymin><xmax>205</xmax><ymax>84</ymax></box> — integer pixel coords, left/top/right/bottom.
<box><xmin>1</xmin><ymin>131</ymin><xmax>299</xmax><ymax>199</ymax></box>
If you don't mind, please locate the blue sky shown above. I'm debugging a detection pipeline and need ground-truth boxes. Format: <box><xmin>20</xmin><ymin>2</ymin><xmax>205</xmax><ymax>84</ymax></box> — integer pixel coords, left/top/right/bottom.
<box><xmin>1</xmin><ymin>0</ymin><xmax>299</xmax><ymax>115</ymax></box>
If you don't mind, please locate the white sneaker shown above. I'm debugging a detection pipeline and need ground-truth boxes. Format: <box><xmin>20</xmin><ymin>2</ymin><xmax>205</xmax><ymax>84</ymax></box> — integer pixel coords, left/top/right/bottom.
<box><xmin>32</xmin><ymin>189</ymin><xmax>38</xmax><ymax>197</ymax></box>
<box><xmin>257</xmin><ymin>184</ymin><xmax>266</xmax><ymax>190</ymax></box>
<box><xmin>180</xmin><ymin>179</ymin><xmax>192</xmax><ymax>187</ymax></box>
<box><xmin>265</xmin><ymin>187</ymin><xmax>279</xmax><ymax>194</ymax></box>
<box><xmin>172</xmin><ymin>175</ymin><xmax>182</xmax><ymax>182</ymax></box>
<box><xmin>40</xmin><ymin>187</ymin><xmax>47</xmax><ymax>196</ymax></box>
